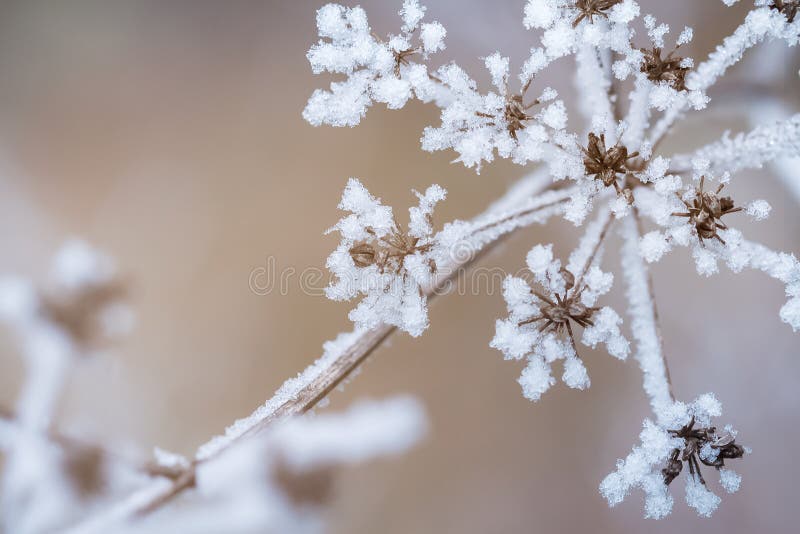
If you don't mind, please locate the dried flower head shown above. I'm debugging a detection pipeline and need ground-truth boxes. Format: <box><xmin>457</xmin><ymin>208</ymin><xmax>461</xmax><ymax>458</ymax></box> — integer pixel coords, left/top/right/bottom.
<box><xmin>571</xmin><ymin>0</ymin><xmax>623</xmax><ymax>28</ymax></box>
<box><xmin>476</xmin><ymin>78</ymin><xmax>540</xmax><ymax>141</ymax></box>
<box><xmin>491</xmin><ymin>224</ymin><xmax>629</xmax><ymax>401</ymax></box>
<box><xmin>348</xmin><ymin>228</ymin><xmax>432</xmax><ymax>273</ymax></box>
<box><xmin>581</xmin><ymin>133</ymin><xmax>639</xmax><ymax>202</ymax></box>
<box><xmin>771</xmin><ymin>0</ymin><xmax>799</xmax><ymax>23</ymax></box>
<box><xmin>601</xmin><ymin>394</ymin><xmax>746</xmax><ymax>519</ymax></box>
<box><xmin>518</xmin><ymin>267</ymin><xmax>600</xmax><ymax>336</ymax></box>
<box><xmin>326</xmin><ymin>178</ymin><xmax>446</xmax><ymax>336</ymax></box>
<box><xmin>662</xmin><ymin>415</ymin><xmax>745</xmax><ymax>487</ymax></box>
<box><xmin>672</xmin><ymin>176</ymin><xmax>743</xmax><ymax>245</ymax></box>
<box><xmin>639</xmin><ymin>46</ymin><xmax>691</xmax><ymax>91</ymax></box>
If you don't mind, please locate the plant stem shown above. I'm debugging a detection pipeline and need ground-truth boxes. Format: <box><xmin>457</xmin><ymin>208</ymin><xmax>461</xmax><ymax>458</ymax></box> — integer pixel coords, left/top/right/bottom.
<box><xmin>64</xmin><ymin>170</ymin><xmax>568</xmax><ymax>533</ymax></box>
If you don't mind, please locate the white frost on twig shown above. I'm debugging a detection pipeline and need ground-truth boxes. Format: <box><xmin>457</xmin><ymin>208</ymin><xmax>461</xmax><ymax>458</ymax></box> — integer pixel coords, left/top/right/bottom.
<box><xmin>619</xmin><ymin>215</ymin><xmax>673</xmax><ymax>421</ymax></box>
<box><xmin>670</xmin><ymin>114</ymin><xmax>800</xmax><ymax>174</ymax></box>
<box><xmin>600</xmin><ymin>394</ymin><xmax>745</xmax><ymax>519</ymax></box>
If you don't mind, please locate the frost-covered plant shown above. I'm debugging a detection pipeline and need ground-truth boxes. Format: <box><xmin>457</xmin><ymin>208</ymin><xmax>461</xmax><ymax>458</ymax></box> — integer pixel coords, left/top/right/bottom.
<box><xmin>300</xmin><ymin>0</ymin><xmax>800</xmax><ymax>521</ymax></box>
<box><xmin>600</xmin><ymin>394</ymin><xmax>747</xmax><ymax>518</ymax></box>
<box><xmin>490</xmin><ymin>211</ymin><xmax>630</xmax><ymax>401</ymax></box>
<box><xmin>325</xmin><ymin>178</ymin><xmax>446</xmax><ymax>336</ymax></box>
<box><xmin>2</xmin><ymin>0</ymin><xmax>800</xmax><ymax>531</ymax></box>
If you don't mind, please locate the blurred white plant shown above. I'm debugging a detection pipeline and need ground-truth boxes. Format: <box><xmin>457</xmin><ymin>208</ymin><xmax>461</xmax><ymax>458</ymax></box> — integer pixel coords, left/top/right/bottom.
<box><xmin>124</xmin><ymin>397</ymin><xmax>427</xmax><ymax>534</ymax></box>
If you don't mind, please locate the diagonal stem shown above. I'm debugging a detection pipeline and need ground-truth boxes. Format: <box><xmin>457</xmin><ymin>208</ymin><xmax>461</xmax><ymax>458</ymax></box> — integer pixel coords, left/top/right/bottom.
<box><xmin>64</xmin><ymin>170</ymin><xmax>568</xmax><ymax>533</ymax></box>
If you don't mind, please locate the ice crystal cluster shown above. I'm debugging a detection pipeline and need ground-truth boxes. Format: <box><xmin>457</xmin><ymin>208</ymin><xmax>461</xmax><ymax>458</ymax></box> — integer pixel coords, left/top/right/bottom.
<box><xmin>304</xmin><ymin>0</ymin><xmax>800</xmax><ymax>520</ymax></box>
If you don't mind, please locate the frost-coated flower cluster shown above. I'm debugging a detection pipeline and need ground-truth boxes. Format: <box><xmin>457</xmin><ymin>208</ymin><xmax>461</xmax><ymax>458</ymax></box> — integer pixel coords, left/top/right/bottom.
<box><xmin>303</xmin><ymin>0</ymin><xmax>447</xmax><ymax>127</ymax></box>
<box><xmin>325</xmin><ymin>177</ymin><xmax>446</xmax><ymax>336</ymax></box>
<box><xmin>600</xmin><ymin>394</ymin><xmax>746</xmax><ymax>519</ymax></box>
<box><xmin>305</xmin><ymin>0</ymin><xmax>800</xmax><ymax>521</ymax></box>
<box><xmin>420</xmin><ymin>54</ymin><xmax>566</xmax><ymax>172</ymax></box>
<box><xmin>491</xmin><ymin>211</ymin><xmax>629</xmax><ymax>401</ymax></box>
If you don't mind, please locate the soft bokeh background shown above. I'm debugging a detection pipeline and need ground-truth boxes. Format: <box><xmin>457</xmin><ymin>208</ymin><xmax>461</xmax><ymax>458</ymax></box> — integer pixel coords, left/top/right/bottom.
<box><xmin>0</xmin><ymin>1</ymin><xmax>798</xmax><ymax>532</ymax></box>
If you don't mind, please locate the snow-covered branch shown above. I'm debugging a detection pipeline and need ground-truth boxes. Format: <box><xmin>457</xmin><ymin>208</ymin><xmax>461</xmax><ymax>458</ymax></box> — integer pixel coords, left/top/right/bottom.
<box><xmin>619</xmin><ymin>212</ymin><xmax>674</xmax><ymax>421</ymax></box>
<box><xmin>669</xmin><ymin>113</ymin><xmax>800</xmax><ymax>174</ymax></box>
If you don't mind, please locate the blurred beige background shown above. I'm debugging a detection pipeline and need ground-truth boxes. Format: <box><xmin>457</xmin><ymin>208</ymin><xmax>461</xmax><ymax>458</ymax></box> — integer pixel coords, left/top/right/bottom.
<box><xmin>0</xmin><ymin>1</ymin><xmax>798</xmax><ymax>532</ymax></box>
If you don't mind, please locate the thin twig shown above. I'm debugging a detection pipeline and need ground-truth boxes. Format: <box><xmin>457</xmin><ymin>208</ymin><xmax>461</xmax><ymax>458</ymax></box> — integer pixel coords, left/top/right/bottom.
<box><xmin>632</xmin><ymin>207</ymin><xmax>674</xmax><ymax>401</ymax></box>
<box><xmin>573</xmin><ymin>209</ymin><xmax>615</xmax><ymax>293</ymax></box>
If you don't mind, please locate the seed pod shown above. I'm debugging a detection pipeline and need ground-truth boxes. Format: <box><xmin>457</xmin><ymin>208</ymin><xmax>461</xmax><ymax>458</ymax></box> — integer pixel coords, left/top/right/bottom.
<box><xmin>560</xmin><ymin>268</ymin><xmax>576</xmax><ymax>291</ymax></box>
<box><xmin>662</xmin><ymin>457</ymin><xmax>683</xmax><ymax>485</ymax></box>
<box><xmin>349</xmin><ymin>243</ymin><xmax>377</xmax><ymax>268</ymax></box>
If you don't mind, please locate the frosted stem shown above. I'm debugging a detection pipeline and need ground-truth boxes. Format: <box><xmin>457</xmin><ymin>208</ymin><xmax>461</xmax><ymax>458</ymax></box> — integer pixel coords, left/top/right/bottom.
<box><xmin>466</xmin><ymin>186</ymin><xmax>576</xmax><ymax>241</ymax></box>
<box><xmin>568</xmin><ymin>206</ymin><xmax>614</xmax><ymax>290</ymax></box>
<box><xmin>622</xmin><ymin>76</ymin><xmax>652</xmax><ymax>152</ymax></box>
<box><xmin>63</xmin><ymin>169</ymin><xmax>567</xmax><ymax>533</ymax></box>
<box><xmin>619</xmin><ymin>209</ymin><xmax>675</xmax><ymax>423</ymax></box>
<box><xmin>575</xmin><ymin>42</ymin><xmax>615</xmax><ymax>138</ymax></box>
<box><xmin>670</xmin><ymin>113</ymin><xmax>800</xmax><ymax>174</ymax></box>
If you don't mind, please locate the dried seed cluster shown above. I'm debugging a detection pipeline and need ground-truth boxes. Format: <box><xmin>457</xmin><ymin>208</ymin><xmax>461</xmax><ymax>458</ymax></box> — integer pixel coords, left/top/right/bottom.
<box><xmin>349</xmin><ymin>227</ymin><xmax>433</xmax><ymax>273</ymax></box>
<box><xmin>571</xmin><ymin>0</ymin><xmax>623</xmax><ymax>28</ymax></box>
<box><xmin>662</xmin><ymin>416</ymin><xmax>745</xmax><ymax>487</ymax></box>
<box><xmin>476</xmin><ymin>79</ymin><xmax>539</xmax><ymax>141</ymax></box>
<box><xmin>639</xmin><ymin>46</ymin><xmax>690</xmax><ymax>91</ymax></box>
<box><xmin>672</xmin><ymin>176</ymin><xmax>743</xmax><ymax>245</ymax></box>
<box><xmin>771</xmin><ymin>0</ymin><xmax>799</xmax><ymax>23</ymax></box>
<box><xmin>581</xmin><ymin>133</ymin><xmax>639</xmax><ymax>203</ymax></box>
<box><xmin>519</xmin><ymin>269</ymin><xmax>598</xmax><ymax>338</ymax></box>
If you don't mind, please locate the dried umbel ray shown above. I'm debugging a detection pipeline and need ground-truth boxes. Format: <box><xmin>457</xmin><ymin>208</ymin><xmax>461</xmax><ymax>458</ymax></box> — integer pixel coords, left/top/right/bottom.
<box><xmin>349</xmin><ymin>225</ymin><xmax>433</xmax><ymax>273</ymax></box>
<box><xmin>518</xmin><ymin>268</ymin><xmax>599</xmax><ymax>339</ymax></box>
<box><xmin>476</xmin><ymin>78</ymin><xmax>541</xmax><ymax>141</ymax></box>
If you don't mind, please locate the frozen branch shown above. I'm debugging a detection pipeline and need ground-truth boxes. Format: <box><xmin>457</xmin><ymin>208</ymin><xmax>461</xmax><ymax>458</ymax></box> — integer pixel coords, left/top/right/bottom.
<box><xmin>64</xmin><ymin>168</ymin><xmax>569</xmax><ymax>532</ymax></box>
<box><xmin>619</xmin><ymin>209</ymin><xmax>674</xmax><ymax>423</ymax></box>
<box><xmin>669</xmin><ymin>113</ymin><xmax>800</xmax><ymax>174</ymax></box>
